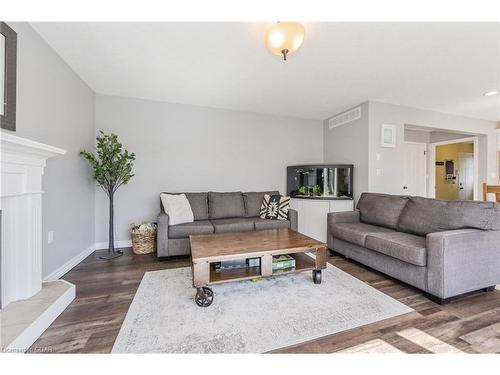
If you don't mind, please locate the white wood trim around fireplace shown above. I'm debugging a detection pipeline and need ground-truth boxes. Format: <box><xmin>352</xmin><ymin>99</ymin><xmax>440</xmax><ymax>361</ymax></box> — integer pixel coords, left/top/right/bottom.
<box><xmin>1</xmin><ymin>131</ymin><xmax>66</xmax><ymax>307</ymax></box>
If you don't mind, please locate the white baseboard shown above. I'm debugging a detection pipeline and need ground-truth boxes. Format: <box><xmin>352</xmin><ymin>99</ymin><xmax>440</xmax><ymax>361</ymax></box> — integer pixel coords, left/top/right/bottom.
<box><xmin>43</xmin><ymin>244</ymin><xmax>96</xmax><ymax>282</ymax></box>
<box><xmin>94</xmin><ymin>240</ymin><xmax>132</xmax><ymax>250</ymax></box>
<box><xmin>43</xmin><ymin>240</ymin><xmax>132</xmax><ymax>282</ymax></box>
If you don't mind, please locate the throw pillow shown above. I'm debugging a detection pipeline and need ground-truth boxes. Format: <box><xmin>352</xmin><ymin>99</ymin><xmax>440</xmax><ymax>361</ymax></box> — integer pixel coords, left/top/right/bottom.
<box><xmin>160</xmin><ymin>193</ymin><xmax>194</xmax><ymax>226</ymax></box>
<box><xmin>259</xmin><ymin>194</ymin><xmax>290</xmax><ymax>220</ymax></box>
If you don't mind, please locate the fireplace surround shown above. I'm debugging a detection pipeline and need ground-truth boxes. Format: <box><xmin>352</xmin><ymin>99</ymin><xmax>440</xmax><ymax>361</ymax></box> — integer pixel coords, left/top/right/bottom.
<box><xmin>1</xmin><ymin>131</ymin><xmax>75</xmax><ymax>352</ymax></box>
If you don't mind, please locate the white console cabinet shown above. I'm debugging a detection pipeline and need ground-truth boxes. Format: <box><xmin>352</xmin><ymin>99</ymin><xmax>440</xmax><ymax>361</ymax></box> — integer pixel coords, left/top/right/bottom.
<box><xmin>290</xmin><ymin>198</ymin><xmax>354</xmax><ymax>242</ymax></box>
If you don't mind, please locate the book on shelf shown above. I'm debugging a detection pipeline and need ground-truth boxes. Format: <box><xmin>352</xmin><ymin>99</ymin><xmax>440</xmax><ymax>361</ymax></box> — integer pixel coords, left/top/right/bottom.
<box><xmin>215</xmin><ymin>257</ymin><xmax>261</xmax><ymax>272</ymax></box>
<box><xmin>272</xmin><ymin>254</ymin><xmax>296</xmax><ymax>270</ymax></box>
<box><xmin>272</xmin><ymin>267</ymin><xmax>296</xmax><ymax>274</ymax></box>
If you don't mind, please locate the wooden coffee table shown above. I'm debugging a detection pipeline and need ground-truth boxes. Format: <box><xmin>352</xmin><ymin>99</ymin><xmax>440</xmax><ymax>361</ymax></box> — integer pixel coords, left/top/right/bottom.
<box><xmin>190</xmin><ymin>228</ymin><xmax>327</xmax><ymax>307</ymax></box>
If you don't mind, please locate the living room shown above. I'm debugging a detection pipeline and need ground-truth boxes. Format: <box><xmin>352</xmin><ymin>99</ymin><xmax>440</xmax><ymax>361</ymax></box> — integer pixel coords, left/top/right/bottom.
<box><xmin>2</xmin><ymin>0</ymin><xmax>500</xmax><ymax>373</ymax></box>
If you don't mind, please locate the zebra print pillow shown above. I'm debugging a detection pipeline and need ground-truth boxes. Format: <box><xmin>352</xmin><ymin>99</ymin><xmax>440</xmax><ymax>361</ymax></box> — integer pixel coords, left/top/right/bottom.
<box><xmin>259</xmin><ymin>194</ymin><xmax>290</xmax><ymax>220</ymax></box>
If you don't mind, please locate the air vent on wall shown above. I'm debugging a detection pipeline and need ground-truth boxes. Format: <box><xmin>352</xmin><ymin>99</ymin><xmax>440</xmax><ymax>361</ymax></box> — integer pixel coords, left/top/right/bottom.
<box><xmin>328</xmin><ymin>106</ymin><xmax>361</xmax><ymax>129</ymax></box>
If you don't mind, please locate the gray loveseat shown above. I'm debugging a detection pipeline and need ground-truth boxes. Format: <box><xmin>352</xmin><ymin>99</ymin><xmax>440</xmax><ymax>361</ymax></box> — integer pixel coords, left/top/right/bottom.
<box><xmin>328</xmin><ymin>193</ymin><xmax>500</xmax><ymax>303</ymax></box>
<box><xmin>157</xmin><ymin>191</ymin><xmax>298</xmax><ymax>258</ymax></box>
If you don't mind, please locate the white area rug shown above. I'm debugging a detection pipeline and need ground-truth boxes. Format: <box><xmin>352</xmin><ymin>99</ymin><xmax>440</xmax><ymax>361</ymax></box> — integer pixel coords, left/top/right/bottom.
<box><xmin>112</xmin><ymin>262</ymin><xmax>413</xmax><ymax>353</ymax></box>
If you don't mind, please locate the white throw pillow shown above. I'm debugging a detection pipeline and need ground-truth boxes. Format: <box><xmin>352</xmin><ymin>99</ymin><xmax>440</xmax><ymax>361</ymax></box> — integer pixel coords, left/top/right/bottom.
<box><xmin>160</xmin><ymin>193</ymin><xmax>194</xmax><ymax>226</ymax></box>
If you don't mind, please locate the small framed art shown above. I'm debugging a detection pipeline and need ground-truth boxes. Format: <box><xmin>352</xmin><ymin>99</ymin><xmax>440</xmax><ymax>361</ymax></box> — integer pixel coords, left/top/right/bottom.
<box><xmin>381</xmin><ymin>124</ymin><xmax>396</xmax><ymax>148</ymax></box>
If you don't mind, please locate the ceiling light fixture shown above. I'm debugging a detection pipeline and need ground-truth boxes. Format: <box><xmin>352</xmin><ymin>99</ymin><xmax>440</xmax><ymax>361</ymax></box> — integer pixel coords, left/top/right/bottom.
<box><xmin>484</xmin><ymin>90</ymin><xmax>499</xmax><ymax>97</ymax></box>
<box><xmin>265</xmin><ymin>22</ymin><xmax>305</xmax><ymax>61</ymax></box>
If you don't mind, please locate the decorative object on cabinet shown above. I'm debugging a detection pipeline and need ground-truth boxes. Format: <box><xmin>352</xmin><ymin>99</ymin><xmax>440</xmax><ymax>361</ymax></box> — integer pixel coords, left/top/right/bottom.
<box><xmin>287</xmin><ymin>164</ymin><xmax>353</xmax><ymax>200</ymax></box>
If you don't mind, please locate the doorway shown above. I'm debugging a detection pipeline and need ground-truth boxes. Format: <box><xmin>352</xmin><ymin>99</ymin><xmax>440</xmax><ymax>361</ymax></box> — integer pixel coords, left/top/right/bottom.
<box><xmin>434</xmin><ymin>141</ymin><xmax>475</xmax><ymax>201</ymax></box>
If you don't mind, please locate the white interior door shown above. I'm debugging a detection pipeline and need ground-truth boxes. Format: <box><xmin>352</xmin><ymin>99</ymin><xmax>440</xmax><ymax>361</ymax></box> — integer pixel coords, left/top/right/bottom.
<box><xmin>403</xmin><ymin>142</ymin><xmax>427</xmax><ymax>196</ymax></box>
<box><xmin>458</xmin><ymin>152</ymin><xmax>474</xmax><ymax>200</ymax></box>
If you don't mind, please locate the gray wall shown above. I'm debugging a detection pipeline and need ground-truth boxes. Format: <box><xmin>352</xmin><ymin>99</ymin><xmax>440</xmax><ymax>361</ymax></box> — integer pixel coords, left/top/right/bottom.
<box><xmin>405</xmin><ymin>129</ymin><xmax>474</xmax><ymax>144</ymax></box>
<box><xmin>323</xmin><ymin>102</ymin><xmax>369</xmax><ymax>202</ymax></box>
<box><xmin>404</xmin><ymin>129</ymin><xmax>430</xmax><ymax>143</ymax></box>
<box><xmin>429</xmin><ymin>131</ymin><xmax>476</xmax><ymax>143</ymax></box>
<box><xmin>323</xmin><ymin>101</ymin><xmax>498</xmax><ymax>201</ymax></box>
<box><xmin>368</xmin><ymin>101</ymin><xmax>498</xmax><ymax>197</ymax></box>
<box><xmin>7</xmin><ymin>23</ymin><xmax>95</xmax><ymax>277</ymax></box>
<box><xmin>94</xmin><ymin>94</ymin><xmax>323</xmax><ymax>244</ymax></box>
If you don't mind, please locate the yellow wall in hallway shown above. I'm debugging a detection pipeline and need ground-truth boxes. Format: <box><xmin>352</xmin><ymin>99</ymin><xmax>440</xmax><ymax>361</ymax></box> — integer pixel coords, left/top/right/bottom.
<box><xmin>435</xmin><ymin>142</ymin><xmax>474</xmax><ymax>200</ymax></box>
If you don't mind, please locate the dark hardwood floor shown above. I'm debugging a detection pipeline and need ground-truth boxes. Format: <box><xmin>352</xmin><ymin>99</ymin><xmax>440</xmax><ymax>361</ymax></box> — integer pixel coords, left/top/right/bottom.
<box><xmin>30</xmin><ymin>248</ymin><xmax>500</xmax><ymax>353</ymax></box>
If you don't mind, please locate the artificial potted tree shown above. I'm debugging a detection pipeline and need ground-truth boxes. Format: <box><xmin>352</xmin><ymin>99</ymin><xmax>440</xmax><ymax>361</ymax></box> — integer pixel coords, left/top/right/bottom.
<box><xmin>81</xmin><ymin>131</ymin><xmax>135</xmax><ymax>260</ymax></box>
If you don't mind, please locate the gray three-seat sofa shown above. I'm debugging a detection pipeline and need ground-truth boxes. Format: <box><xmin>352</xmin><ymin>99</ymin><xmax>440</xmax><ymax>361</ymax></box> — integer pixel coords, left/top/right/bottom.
<box><xmin>328</xmin><ymin>193</ymin><xmax>500</xmax><ymax>303</ymax></box>
<box><xmin>157</xmin><ymin>191</ymin><xmax>298</xmax><ymax>258</ymax></box>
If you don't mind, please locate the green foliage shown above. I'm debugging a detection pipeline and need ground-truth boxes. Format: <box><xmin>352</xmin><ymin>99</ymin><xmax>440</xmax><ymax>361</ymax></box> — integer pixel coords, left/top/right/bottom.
<box><xmin>80</xmin><ymin>131</ymin><xmax>135</xmax><ymax>196</ymax></box>
<box><xmin>298</xmin><ymin>185</ymin><xmax>306</xmax><ymax>195</ymax></box>
<box><xmin>313</xmin><ymin>184</ymin><xmax>322</xmax><ymax>195</ymax></box>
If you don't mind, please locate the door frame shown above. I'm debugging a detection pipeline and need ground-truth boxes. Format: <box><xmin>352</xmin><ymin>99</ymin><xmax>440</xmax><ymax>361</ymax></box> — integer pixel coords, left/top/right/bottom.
<box><xmin>403</xmin><ymin>141</ymin><xmax>428</xmax><ymax>197</ymax></box>
<box><xmin>428</xmin><ymin>136</ymin><xmax>479</xmax><ymax>200</ymax></box>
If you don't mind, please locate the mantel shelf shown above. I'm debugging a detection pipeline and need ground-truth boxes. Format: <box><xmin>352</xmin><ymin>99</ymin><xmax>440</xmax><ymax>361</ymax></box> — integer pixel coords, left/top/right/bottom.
<box><xmin>1</xmin><ymin>131</ymin><xmax>67</xmax><ymax>159</ymax></box>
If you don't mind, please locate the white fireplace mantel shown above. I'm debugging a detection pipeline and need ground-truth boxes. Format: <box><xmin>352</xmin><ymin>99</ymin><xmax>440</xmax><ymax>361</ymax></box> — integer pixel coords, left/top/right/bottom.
<box><xmin>1</xmin><ymin>131</ymin><xmax>66</xmax><ymax>308</ymax></box>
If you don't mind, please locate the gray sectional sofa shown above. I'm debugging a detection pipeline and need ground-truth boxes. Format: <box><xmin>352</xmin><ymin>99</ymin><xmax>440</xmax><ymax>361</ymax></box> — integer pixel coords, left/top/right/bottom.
<box><xmin>328</xmin><ymin>193</ymin><xmax>500</xmax><ymax>303</ymax></box>
<box><xmin>157</xmin><ymin>191</ymin><xmax>298</xmax><ymax>258</ymax></box>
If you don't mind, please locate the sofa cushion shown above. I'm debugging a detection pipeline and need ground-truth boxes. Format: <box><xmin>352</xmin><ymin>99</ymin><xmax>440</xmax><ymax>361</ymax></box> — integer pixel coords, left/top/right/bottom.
<box><xmin>254</xmin><ymin>218</ymin><xmax>291</xmax><ymax>230</ymax></box>
<box><xmin>365</xmin><ymin>232</ymin><xmax>427</xmax><ymax>266</ymax></box>
<box><xmin>243</xmin><ymin>191</ymin><xmax>279</xmax><ymax>217</ymax></box>
<box><xmin>161</xmin><ymin>192</ymin><xmax>208</xmax><ymax>221</ymax></box>
<box><xmin>168</xmin><ymin>220</ymin><xmax>214</xmax><ymax>239</ymax></box>
<box><xmin>210</xmin><ymin>218</ymin><xmax>255</xmax><ymax>233</ymax></box>
<box><xmin>160</xmin><ymin>193</ymin><xmax>194</xmax><ymax>225</ymax></box>
<box><xmin>331</xmin><ymin>222</ymin><xmax>395</xmax><ymax>247</ymax></box>
<box><xmin>208</xmin><ymin>192</ymin><xmax>246</xmax><ymax>219</ymax></box>
<box><xmin>397</xmin><ymin>196</ymin><xmax>500</xmax><ymax>236</ymax></box>
<box><xmin>356</xmin><ymin>192</ymin><xmax>409</xmax><ymax>229</ymax></box>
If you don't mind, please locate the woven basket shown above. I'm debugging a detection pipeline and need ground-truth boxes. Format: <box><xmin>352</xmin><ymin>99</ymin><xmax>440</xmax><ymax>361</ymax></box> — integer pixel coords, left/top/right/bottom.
<box><xmin>130</xmin><ymin>224</ymin><xmax>157</xmax><ymax>255</ymax></box>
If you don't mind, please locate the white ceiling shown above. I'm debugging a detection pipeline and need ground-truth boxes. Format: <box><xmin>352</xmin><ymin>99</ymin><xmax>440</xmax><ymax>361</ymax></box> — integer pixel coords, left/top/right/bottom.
<box><xmin>31</xmin><ymin>22</ymin><xmax>500</xmax><ymax>121</ymax></box>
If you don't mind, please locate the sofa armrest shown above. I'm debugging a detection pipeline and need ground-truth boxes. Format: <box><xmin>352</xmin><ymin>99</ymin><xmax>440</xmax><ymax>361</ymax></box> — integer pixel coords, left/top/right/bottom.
<box><xmin>426</xmin><ymin>229</ymin><xmax>500</xmax><ymax>299</ymax></box>
<box><xmin>288</xmin><ymin>208</ymin><xmax>298</xmax><ymax>231</ymax></box>
<box><xmin>157</xmin><ymin>211</ymin><xmax>170</xmax><ymax>257</ymax></box>
<box><xmin>327</xmin><ymin>210</ymin><xmax>360</xmax><ymax>225</ymax></box>
<box><xmin>327</xmin><ymin>210</ymin><xmax>360</xmax><ymax>249</ymax></box>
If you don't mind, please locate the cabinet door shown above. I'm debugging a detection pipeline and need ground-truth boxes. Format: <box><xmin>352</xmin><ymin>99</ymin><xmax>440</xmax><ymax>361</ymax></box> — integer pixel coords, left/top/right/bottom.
<box><xmin>329</xmin><ymin>200</ymin><xmax>354</xmax><ymax>212</ymax></box>
<box><xmin>289</xmin><ymin>198</ymin><xmax>304</xmax><ymax>233</ymax></box>
<box><xmin>302</xmin><ymin>200</ymin><xmax>330</xmax><ymax>242</ymax></box>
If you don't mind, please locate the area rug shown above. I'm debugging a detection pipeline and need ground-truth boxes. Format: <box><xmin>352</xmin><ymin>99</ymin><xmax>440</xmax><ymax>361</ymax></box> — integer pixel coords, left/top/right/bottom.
<box><xmin>112</xmin><ymin>261</ymin><xmax>413</xmax><ymax>353</ymax></box>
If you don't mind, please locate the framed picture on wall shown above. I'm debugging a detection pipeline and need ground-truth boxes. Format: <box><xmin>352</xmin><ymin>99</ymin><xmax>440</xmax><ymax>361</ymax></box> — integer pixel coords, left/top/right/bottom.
<box><xmin>381</xmin><ymin>124</ymin><xmax>396</xmax><ymax>148</ymax></box>
<box><xmin>0</xmin><ymin>22</ymin><xmax>17</xmax><ymax>131</ymax></box>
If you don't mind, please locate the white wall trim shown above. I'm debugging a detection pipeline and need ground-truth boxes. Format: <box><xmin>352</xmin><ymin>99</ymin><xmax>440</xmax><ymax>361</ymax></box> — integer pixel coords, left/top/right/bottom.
<box><xmin>94</xmin><ymin>240</ymin><xmax>132</xmax><ymax>250</ymax></box>
<box><xmin>43</xmin><ymin>244</ymin><xmax>96</xmax><ymax>281</ymax></box>
<box><xmin>43</xmin><ymin>240</ymin><xmax>133</xmax><ymax>282</ymax></box>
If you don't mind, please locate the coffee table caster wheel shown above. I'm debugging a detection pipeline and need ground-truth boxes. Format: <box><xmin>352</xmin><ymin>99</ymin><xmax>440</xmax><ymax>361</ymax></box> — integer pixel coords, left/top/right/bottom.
<box><xmin>313</xmin><ymin>270</ymin><xmax>322</xmax><ymax>284</ymax></box>
<box><xmin>195</xmin><ymin>287</ymin><xmax>214</xmax><ymax>307</ymax></box>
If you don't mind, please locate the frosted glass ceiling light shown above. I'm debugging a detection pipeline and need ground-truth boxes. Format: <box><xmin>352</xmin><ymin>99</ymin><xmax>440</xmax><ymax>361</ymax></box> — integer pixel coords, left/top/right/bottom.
<box><xmin>265</xmin><ymin>22</ymin><xmax>305</xmax><ymax>61</ymax></box>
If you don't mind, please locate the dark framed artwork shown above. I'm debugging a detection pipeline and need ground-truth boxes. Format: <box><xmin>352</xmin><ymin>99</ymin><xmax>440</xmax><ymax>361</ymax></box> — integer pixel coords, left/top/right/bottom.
<box><xmin>0</xmin><ymin>22</ymin><xmax>17</xmax><ymax>131</ymax></box>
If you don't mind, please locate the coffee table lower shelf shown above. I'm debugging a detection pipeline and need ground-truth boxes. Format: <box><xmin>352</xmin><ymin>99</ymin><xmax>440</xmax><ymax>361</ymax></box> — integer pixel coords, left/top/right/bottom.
<box><xmin>192</xmin><ymin>250</ymin><xmax>326</xmax><ymax>307</ymax></box>
<box><xmin>208</xmin><ymin>252</ymin><xmax>316</xmax><ymax>284</ymax></box>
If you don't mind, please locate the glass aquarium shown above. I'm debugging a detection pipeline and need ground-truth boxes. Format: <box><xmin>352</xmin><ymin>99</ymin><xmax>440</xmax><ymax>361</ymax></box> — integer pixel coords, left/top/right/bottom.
<box><xmin>287</xmin><ymin>164</ymin><xmax>353</xmax><ymax>199</ymax></box>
